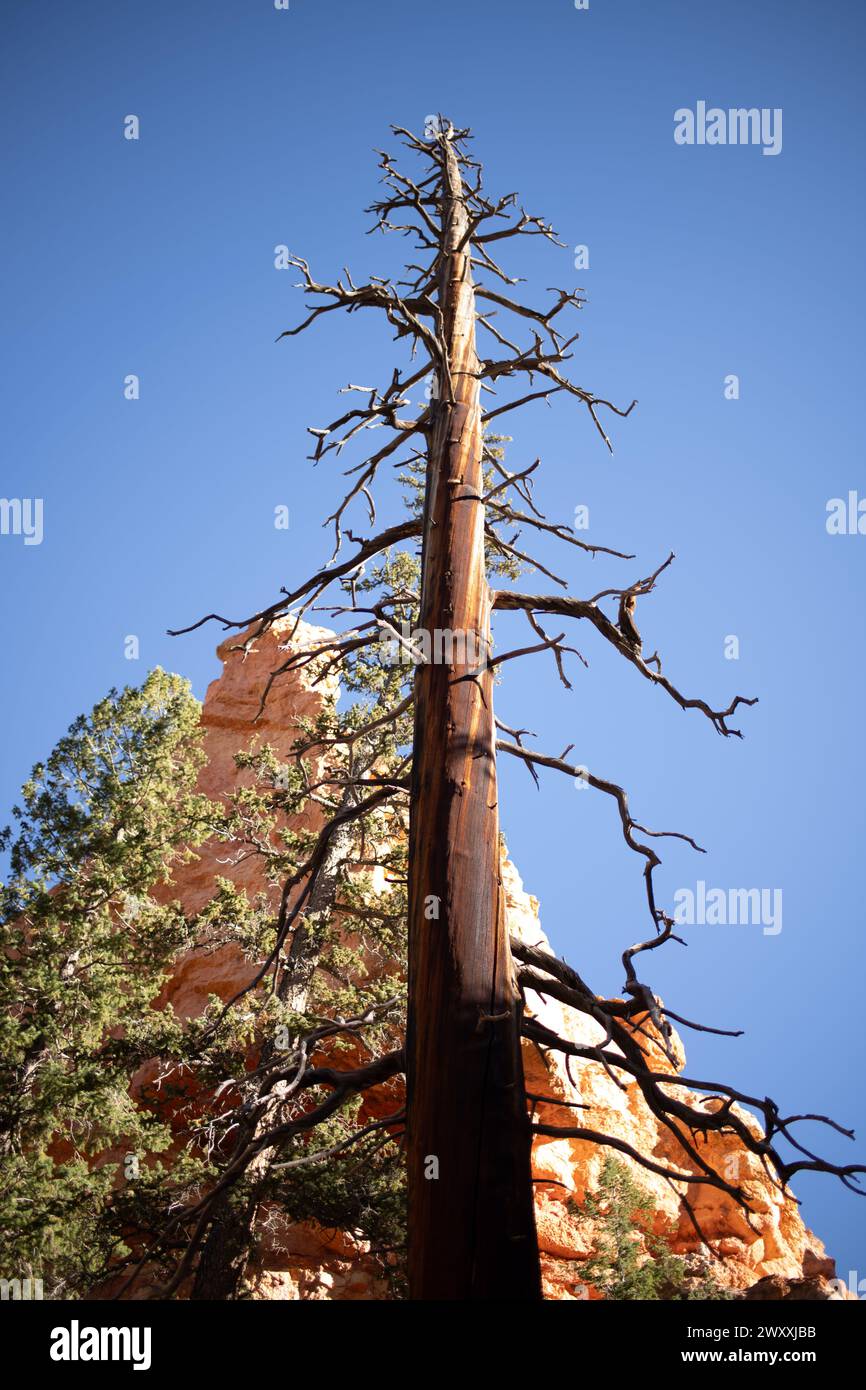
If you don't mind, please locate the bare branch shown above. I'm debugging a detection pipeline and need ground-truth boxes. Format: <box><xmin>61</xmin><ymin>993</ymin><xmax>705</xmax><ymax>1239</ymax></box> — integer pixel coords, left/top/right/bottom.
<box><xmin>492</xmin><ymin>579</ymin><xmax>758</xmax><ymax>737</ymax></box>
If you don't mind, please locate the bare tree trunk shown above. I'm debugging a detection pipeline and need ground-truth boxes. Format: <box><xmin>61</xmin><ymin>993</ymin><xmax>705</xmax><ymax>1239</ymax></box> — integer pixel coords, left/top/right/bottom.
<box><xmin>406</xmin><ymin>132</ymin><xmax>541</xmax><ymax>1301</ymax></box>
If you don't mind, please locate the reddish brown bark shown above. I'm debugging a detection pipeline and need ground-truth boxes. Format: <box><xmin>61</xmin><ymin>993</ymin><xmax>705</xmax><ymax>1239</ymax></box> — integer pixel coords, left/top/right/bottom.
<box><xmin>406</xmin><ymin>133</ymin><xmax>541</xmax><ymax>1301</ymax></box>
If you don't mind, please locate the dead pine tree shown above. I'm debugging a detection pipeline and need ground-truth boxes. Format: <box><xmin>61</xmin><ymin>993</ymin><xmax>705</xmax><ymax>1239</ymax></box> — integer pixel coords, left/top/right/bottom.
<box><xmin>167</xmin><ymin>119</ymin><xmax>865</xmax><ymax>1303</ymax></box>
<box><xmin>404</xmin><ymin>127</ymin><xmax>539</xmax><ymax>1300</ymax></box>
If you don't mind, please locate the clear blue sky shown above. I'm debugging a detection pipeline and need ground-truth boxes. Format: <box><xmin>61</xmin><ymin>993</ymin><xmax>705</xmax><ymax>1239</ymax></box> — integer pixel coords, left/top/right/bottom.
<box><xmin>2</xmin><ymin>0</ymin><xmax>864</xmax><ymax>1283</ymax></box>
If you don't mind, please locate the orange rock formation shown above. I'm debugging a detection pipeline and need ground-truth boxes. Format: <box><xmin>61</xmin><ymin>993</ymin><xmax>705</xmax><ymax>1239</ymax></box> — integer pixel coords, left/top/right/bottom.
<box><xmin>149</xmin><ymin>617</ymin><xmax>840</xmax><ymax>1300</ymax></box>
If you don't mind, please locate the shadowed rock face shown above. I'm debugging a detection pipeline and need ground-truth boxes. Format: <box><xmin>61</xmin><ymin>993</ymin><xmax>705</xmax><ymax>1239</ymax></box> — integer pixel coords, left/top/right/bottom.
<box><xmin>144</xmin><ymin>618</ymin><xmax>838</xmax><ymax>1301</ymax></box>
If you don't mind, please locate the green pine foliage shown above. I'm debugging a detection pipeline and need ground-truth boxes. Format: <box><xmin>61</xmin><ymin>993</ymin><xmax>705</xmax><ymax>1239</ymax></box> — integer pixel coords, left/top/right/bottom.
<box><xmin>0</xmin><ymin>670</ymin><xmax>219</xmax><ymax>1296</ymax></box>
<box><xmin>571</xmin><ymin>1157</ymin><xmax>732</xmax><ymax>1301</ymax></box>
